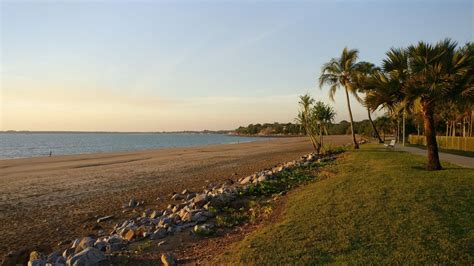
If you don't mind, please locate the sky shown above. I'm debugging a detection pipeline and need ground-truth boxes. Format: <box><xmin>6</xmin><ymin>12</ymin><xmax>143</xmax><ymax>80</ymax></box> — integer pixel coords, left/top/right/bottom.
<box><xmin>1</xmin><ymin>0</ymin><xmax>472</xmax><ymax>132</ymax></box>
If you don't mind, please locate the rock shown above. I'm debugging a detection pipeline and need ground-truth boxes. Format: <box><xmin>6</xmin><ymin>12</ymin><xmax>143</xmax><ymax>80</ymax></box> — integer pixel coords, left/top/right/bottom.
<box><xmin>94</xmin><ymin>239</ymin><xmax>107</xmax><ymax>252</ymax></box>
<box><xmin>67</xmin><ymin>247</ymin><xmax>109</xmax><ymax>266</ymax></box>
<box><xmin>62</xmin><ymin>248</ymin><xmax>75</xmax><ymax>260</ymax></box>
<box><xmin>1</xmin><ymin>249</ymin><xmax>29</xmax><ymax>266</ymax></box>
<box><xmin>193</xmin><ymin>223</ymin><xmax>214</xmax><ymax>235</ymax></box>
<box><xmin>28</xmin><ymin>259</ymin><xmax>45</xmax><ymax>266</ymax></box>
<box><xmin>74</xmin><ymin>237</ymin><xmax>95</xmax><ymax>253</ymax></box>
<box><xmin>158</xmin><ymin>217</ymin><xmax>173</xmax><ymax>227</ymax></box>
<box><xmin>45</xmin><ymin>252</ymin><xmax>61</xmax><ymax>263</ymax></box>
<box><xmin>123</xmin><ymin>229</ymin><xmax>136</xmax><ymax>241</ymax></box>
<box><xmin>191</xmin><ymin>211</ymin><xmax>210</xmax><ymax>223</ymax></box>
<box><xmin>96</xmin><ymin>215</ymin><xmax>114</xmax><ymax>223</ymax></box>
<box><xmin>142</xmin><ymin>209</ymin><xmax>152</xmax><ymax>218</ymax></box>
<box><xmin>256</xmin><ymin>175</ymin><xmax>267</xmax><ymax>183</ymax></box>
<box><xmin>171</xmin><ymin>205</ymin><xmax>180</xmax><ymax>213</ymax></box>
<box><xmin>150</xmin><ymin>228</ymin><xmax>168</xmax><ymax>240</ymax></box>
<box><xmin>106</xmin><ymin>242</ymin><xmax>125</xmax><ymax>252</ymax></box>
<box><xmin>171</xmin><ymin>194</ymin><xmax>183</xmax><ymax>200</ymax></box>
<box><xmin>70</xmin><ymin>239</ymin><xmax>80</xmax><ymax>249</ymax></box>
<box><xmin>150</xmin><ymin>210</ymin><xmax>161</xmax><ymax>219</ymax></box>
<box><xmin>192</xmin><ymin>194</ymin><xmax>208</xmax><ymax>207</ymax></box>
<box><xmin>30</xmin><ymin>251</ymin><xmax>42</xmax><ymax>261</ymax></box>
<box><xmin>128</xmin><ymin>199</ymin><xmax>139</xmax><ymax>208</ymax></box>
<box><xmin>161</xmin><ymin>253</ymin><xmax>177</xmax><ymax>266</ymax></box>
<box><xmin>240</xmin><ymin>176</ymin><xmax>252</xmax><ymax>185</ymax></box>
<box><xmin>179</xmin><ymin>210</ymin><xmax>192</xmax><ymax>222</ymax></box>
<box><xmin>181</xmin><ymin>189</ymin><xmax>189</xmax><ymax>194</ymax></box>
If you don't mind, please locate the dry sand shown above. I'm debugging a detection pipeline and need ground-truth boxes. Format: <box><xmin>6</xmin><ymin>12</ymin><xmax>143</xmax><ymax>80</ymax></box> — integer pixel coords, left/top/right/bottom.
<box><xmin>0</xmin><ymin>135</ymin><xmax>352</xmax><ymax>259</ymax></box>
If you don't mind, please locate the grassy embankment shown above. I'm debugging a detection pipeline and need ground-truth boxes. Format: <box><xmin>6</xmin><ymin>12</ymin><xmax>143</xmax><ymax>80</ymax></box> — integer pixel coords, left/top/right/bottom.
<box><xmin>217</xmin><ymin>144</ymin><xmax>474</xmax><ymax>264</ymax></box>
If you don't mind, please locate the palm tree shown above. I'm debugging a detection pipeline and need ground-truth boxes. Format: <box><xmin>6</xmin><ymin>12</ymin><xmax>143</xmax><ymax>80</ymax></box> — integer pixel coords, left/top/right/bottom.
<box><xmin>319</xmin><ymin>47</ymin><xmax>360</xmax><ymax>149</ymax></box>
<box><xmin>313</xmin><ymin>101</ymin><xmax>336</xmax><ymax>150</ymax></box>
<box><xmin>352</xmin><ymin>61</ymin><xmax>384</xmax><ymax>143</ymax></box>
<box><xmin>367</xmin><ymin>39</ymin><xmax>473</xmax><ymax>170</ymax></box>
<box><xmin>296</xmin><ymin>94</ymin><xmax>320</xmax><ymax>152</ymax></box>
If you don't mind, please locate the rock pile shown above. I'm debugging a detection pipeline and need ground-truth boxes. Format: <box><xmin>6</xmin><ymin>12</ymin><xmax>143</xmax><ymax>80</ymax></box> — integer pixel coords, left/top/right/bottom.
<box><xmin>18</xmin><ymin>152</ymin><xmax>321</xmax><ymax>266</ymax></box>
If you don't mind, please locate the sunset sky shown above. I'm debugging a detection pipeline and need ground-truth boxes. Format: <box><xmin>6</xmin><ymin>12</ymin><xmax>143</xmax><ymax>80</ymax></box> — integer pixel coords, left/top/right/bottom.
<box><xmin>1</xmin><ymin>0</ymin><xmax>472</xmax><ymax>131</ymax></box>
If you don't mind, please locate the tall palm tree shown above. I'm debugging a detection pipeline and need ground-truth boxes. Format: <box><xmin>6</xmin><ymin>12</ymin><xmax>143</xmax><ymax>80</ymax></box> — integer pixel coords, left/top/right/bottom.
<box><xmin>352</xmin><ymin>61</ymin><xmax>384</xmax><ymax>143</ymax></box>
<box><xmin>319</xmin><ymin>47</ymin><xmax>360</xmax><ymax>149</ymax></box>
<box><xmin>367</xmin><ymin>39</ymin><xmax>473</xmax><ymax>170</ymax></box>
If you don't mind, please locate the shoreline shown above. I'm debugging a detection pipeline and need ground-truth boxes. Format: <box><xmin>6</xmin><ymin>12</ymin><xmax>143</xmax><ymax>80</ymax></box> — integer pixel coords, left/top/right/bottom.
<box><xmin>0</xmin><ymin>134</ymin><xmax>271</xmax><ymax>161</ymax></box>
<box><xmin>0</xmin><ymin>136</ymin><xmax>352</xmax><ymax>260</ymax></box>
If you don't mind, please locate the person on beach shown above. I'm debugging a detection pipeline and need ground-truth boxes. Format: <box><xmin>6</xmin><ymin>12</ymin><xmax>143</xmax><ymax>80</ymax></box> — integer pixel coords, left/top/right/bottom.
<box><xmin>49</xmin><ymin>151</ymin><xmax>52</xmax><ymax>157</ymax></box>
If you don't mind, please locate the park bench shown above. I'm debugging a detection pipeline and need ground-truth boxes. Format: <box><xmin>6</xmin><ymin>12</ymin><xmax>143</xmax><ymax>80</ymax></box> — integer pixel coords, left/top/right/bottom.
<box><xmin>384</xmin><ymin>139</ymin><xmax>396</xmax><ymax>149</ymax></box>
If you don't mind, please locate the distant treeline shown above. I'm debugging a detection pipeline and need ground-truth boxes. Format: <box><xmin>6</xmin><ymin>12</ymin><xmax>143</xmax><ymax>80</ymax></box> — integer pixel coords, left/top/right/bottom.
<box><xmin>234</xmin><ymin>120</ymin><xmax>388</xmax><ymax>136</ymax></box>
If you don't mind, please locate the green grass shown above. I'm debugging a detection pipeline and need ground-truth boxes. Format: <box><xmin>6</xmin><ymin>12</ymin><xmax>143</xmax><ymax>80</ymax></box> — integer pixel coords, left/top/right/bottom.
<box><xmin>217</xmin><ymin>144</ymin><xmax>474</xmax><ymax>264</ymax></box>
<box><xmin>407</xmin><ymin>144</ymin><xmax>474</xmax><ymax>158</ymax></box>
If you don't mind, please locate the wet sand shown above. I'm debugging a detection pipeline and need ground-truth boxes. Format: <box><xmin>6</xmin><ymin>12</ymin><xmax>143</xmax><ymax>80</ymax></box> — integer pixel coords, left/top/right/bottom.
<box><xmin>0</xmin><ymin>135</ymin><xmax>352</xmax><ymax>259</ymax></box>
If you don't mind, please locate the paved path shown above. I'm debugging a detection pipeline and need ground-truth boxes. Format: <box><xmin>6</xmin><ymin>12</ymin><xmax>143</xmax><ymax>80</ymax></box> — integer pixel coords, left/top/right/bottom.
<box><xmin>396</xmin><ymin>145</ymin><xmax>474</xmax><ymax>169</ymax></box>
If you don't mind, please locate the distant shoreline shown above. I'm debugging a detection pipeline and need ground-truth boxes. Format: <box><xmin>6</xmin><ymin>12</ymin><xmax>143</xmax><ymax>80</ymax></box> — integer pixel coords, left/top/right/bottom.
<box><xmin>0</xmin><ymin>130</ymin><xmax>233</xmax><ymax>134</ymax></box>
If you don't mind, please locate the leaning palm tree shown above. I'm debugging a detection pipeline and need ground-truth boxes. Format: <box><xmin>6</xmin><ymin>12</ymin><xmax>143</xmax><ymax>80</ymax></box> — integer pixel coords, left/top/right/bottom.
<box><xmin>319</xmin><ymin>47</ymin><xmax>360</xmax><ymax>149</ymax></box>
<box><xmin>352</xmin><ymin>61</ymin><xmax>384</xmax><ymax>143</ymax></box>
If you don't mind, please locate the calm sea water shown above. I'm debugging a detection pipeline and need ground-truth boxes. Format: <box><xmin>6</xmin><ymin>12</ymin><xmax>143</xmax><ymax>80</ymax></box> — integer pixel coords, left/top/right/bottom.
<box><xmin>0</xmin><ymin>133</ymin><xmax>267</xmax><ymax>159</ymax></box>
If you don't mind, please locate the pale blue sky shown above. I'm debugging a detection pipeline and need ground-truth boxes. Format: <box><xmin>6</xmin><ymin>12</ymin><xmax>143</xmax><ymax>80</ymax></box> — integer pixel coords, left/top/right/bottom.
<box><xmin>1</xmin><ymin>0</ymin><xmax>472</xmax><ymax>131</ymax></box>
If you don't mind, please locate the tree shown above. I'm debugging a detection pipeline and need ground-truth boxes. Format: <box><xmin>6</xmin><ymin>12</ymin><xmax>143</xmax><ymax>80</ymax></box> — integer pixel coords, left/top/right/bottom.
<box><xmin>296</xmin><ymin>94</ymin><xmax>321</xmax><ymax>153</ymax></box>
<box><xmin>366</xmin><ymin>39</ymin><xmax>474</xmax><ymax>170</ymax></box>
<box><xmin>352</xmin><ymin>61</ymin><xmax>384</xmax><ymax>143</ymax></box>
<box><xmin>312</xmin><ymin>101</ymin><xmax>336</xmax><ymax>149</ymax></box>
<box><xmin>319</xmin><ymin>47</ymin><xmax>360</xmax><ymax>149</ymax></box>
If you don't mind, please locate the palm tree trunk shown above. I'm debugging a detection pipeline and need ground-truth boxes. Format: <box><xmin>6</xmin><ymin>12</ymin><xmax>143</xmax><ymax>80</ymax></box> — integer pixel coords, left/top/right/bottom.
<box><xmin>344</xmin><ymin>86</ymin><xmax>359</xmax><ymax>149</ymax></box>
<box><xmin>367</xmin><ymin>108</ymin><xmax>383</xmax><ymax>143</ymax></box>
<box><xmin>422</xmin><ymin>101</ymin><xmax>442</xmax><ymax>170</ymax></box>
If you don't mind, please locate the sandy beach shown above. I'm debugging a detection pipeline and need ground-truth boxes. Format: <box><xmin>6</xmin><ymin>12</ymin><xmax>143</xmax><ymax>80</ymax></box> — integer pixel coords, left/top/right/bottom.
<box><xmin>0</xmin><ymin>136</ymin><xmax>352</xmax><ymax>259</ymax></box>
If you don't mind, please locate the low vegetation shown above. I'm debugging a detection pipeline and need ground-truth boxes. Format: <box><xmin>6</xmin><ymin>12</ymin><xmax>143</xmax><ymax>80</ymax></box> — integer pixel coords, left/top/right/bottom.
<box><xmin>216</xmin><ymin>145</ymin><xmax>474</xmax><ymax>264</ymax></box>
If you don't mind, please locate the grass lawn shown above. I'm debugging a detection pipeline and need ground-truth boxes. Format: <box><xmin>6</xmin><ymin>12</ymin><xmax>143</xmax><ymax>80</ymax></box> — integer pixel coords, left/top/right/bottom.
<box><xmin>216</xmin><ymin>144</ymin><xmax>474</xmax><ymax>264</ymax></box>
<box><xmin>406</xmin><ymin>144</ymin><xmax>474</xmax><ymax>158</ymax></box>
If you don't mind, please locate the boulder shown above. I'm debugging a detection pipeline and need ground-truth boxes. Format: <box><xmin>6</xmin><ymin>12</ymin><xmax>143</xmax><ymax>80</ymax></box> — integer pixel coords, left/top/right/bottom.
<box><xmin>193</xmin><ymin>223</ymin><xmax>215</xmax><ymax>235</ymax></box>
<box><xmin>74</xmin><ymin>237</ymin><xmax>95</xmax><ymax>253</ymax></box>
<box><xmin>150</xmin><ymin>210</ymin><xmax>161</xmax><ymax>219</ymax></box>
<box><xmin>123</xmin><ymin>229</ymin><xmax>136</xmax><ymax>241</ymax></box>
<box><xmin>45</xmin><ymin>252</ymin><xmax>61</xmax><ymax>263</ymax></box>
<box><xmin>191</xmin><ymin>212</ymin><xmax>208</xmax><ymax>223</ymax></box>
<box><xmin>67</xmin><ymin>247</ymin><xmax>109</xmax><ymax>266</ymax></box>
<box><xmin>256</xmin><ymin>175</ymin><xmax>267</xmax><ymax>183</ymax></box>
<box><xmin>171</xmin><ymin>194</ymin><xmax>183</xmax><ymax>200</ymax></box>
<box><xmin>62</xmin><ymin>248</ymin><xmax>75</xmax><ymax>260</ymax></box>
<box><xmin>158</xmin><ymin>217</ymin><xmax>173</xmax><ymax>227</ymax></box>
<box><xmin>27</xmin><ymin>259</ymin><xmax>45</xmax><ymax>266</ymax></box>
<box><xmin>128</xmin><ymin>199</ymin><xmax>139</xmax><ymax>208</ymax></box>
<box><xmin>29</xmin><ymin>251</ymin><xmax>42</xmax><ymax>261</ymax></box>
<box><xmin>160</xmin><ymin>253</ymin><xmax>176</xmax><ymax>266</ymax></box>
<box><xmin>239</xmin><ymin>176</ymin><xmax>252</xmax><ymax>185</ymax></box>
<box><xmin>94</xmin><ymin>240</ymin><xmax>107</xmax><ymax>252</ymax></box>
<box><xmin>150</xmin><ymin>228</ymin><xmax>168</xmax><ymax>240</ymax></box>
<box><xmin>192</xmin><ymin>194</ymin><xmax>208</xmax><ymax>207</ymax></box>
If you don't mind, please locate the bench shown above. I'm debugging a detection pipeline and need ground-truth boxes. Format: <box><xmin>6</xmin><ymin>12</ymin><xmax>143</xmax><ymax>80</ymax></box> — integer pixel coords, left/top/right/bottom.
<box><xmin>384</xmin><ymin>139</ymin><xmax>396</xmax><ymax>149</ymax></box>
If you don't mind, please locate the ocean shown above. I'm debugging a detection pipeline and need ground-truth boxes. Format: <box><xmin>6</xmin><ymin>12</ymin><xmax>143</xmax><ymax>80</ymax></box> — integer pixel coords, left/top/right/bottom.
<box><xmin>0</xmin><ymin>133</ymin><xmax>267</xmax><ymax>159</ymax></box>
